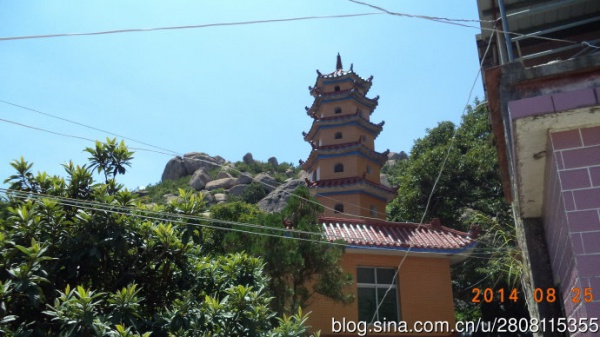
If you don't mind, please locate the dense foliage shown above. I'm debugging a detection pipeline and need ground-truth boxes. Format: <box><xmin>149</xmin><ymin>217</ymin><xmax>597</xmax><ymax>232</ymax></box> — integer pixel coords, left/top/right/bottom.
<box><xmin>0</xmin><ymin>139</ymin><xmax>318</xmax><ymax>337</ymax></box>
<box><xmin>384</xmin><ymin>101</ymin><xmax>526</xmax><ymax>321</ymax></box>
<box><xmin>209</xmin><ymin>189</ymin><xmax>354</xmax><ymax>316</ymax></box>
<box><xmin>138</xmin><ymin>177</ymin><xmax>193</xmax><ymax>205</ymax></box>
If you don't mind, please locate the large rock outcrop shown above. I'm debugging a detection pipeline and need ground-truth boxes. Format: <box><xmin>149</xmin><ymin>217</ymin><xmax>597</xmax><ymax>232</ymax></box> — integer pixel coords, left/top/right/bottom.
<box><xmin>189</xmin><ymin>168</ymin><xmax>211</xmax><ymax>191</ymax></box>
<box><xmin>257</xmin><ymin>179</ymin><xmax>304</xmax><ymax>213</ymax></box>
<box><xmin>161</xmin><ymin>152</ymin><xmax>224</xmax><ymax>182</ymax></box>
<box><xmin>253</xmin><ymin>173</ymin><xmax>278</xmax><ymax>192</ymax></box>
<box><xmin>243</xmin><ymin>153</ymin><xmax>254</xmax><ymax>165</ymax></box>
<box><xmin>161</xmin><ymin>157</ymin><xmax>187</xmax><ymax>182</ymax></box>
<box><xmin>205</xmin><ymin>178</ymin><xmax>237</xmax><ymax>191</ymax></box>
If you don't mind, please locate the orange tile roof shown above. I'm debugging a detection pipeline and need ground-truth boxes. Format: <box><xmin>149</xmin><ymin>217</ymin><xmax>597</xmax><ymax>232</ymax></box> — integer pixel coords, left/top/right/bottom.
<box><xmin>320</xmin><ymin>216</ymin><xmax>475</xmax><ymax>253</ymax></box>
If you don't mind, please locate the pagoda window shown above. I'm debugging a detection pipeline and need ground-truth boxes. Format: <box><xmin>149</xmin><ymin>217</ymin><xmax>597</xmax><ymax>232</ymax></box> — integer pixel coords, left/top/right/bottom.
<box><xmin>334</xmin><ymin>107</ymin><xmax>342</xmax><ymax>114</ymax></box>
<box><xmin>369</xmin><ymin>205</ymin><xmax>377</xmax><ymax>217</ymax></box>
<box><xmin>334</xmin><ymin>132</ymin><xmax>343</xmax><ymax>140</ymax></box>
<box><xmin>334</xmin><ymin>204</ymin><xmax>344</xmax><ymax>213</ymax></box>
<box><xmin>334</xmin><ymin>85</ymin><xmax>340</xmax><ymax>92</ymax></box>
<box><xmin>334</xmin><ymin>163</ymin><xmax>344</xmax><ymax>173</ymax></box>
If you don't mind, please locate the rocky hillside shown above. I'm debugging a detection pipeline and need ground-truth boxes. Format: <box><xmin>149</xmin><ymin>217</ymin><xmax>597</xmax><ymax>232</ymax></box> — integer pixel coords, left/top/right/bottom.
<box><xmin>142</xmin><ymin>150</ymin><xmax>406</xmax><ymax>212</ymax></box>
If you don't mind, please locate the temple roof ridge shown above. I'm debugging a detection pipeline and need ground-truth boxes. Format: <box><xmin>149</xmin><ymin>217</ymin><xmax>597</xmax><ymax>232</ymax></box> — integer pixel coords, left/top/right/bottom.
<box><xmin>312</xmin><ymin>54</ymin><xmax>373</xmax><ymax>84</ymax></box>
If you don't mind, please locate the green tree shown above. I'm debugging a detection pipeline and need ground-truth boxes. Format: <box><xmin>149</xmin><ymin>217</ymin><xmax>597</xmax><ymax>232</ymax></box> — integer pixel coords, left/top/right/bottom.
<box><xmin>210</xmin><ymin>187</ymin><xmax>354</xmax><ymax>317</ymax></box>
<box><xmin>0</xmin><ymin>139</ymin><xmax>318</xmax><ymax>337</ymax></box>
<box><xmin>85</xmin><ymin>138</ymin><xmax>134</xmax><ymax>185</ymax></box>
<box><xmin>385</xmin><ymin>101</ymin><xmax>524</xmax><ymax>320</ymax></box>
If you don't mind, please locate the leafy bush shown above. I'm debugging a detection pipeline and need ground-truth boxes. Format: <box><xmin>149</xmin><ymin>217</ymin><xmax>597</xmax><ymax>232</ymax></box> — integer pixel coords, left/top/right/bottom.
<box><xmin>138</xmin><ymin>176</ymin><xmax>192</xmax><ymax>204</ymax></box>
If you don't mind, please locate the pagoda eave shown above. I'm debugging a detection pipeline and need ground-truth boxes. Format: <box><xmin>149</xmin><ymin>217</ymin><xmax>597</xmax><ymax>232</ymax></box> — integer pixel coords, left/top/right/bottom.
<box><xmin>303</xmin><ymin>117</ymin><xmax>384</xmax><ymax>142</ymax></box>
<box><xmin>311</xmin><ymin>71</ymin><xmax>373</xmax><ymax>95</ymax></box>
<box><xmin>302</xmin><ymin>145</ymin><xmax>388</xmax><ymax>171</ymax></box>
<box><xmin>307</xmin><ymin>91</ymin><xmax>379</xmax><ymax>116</ymax></box>
<box><xmin>308</xmin><ymin>178</ymin><xmax>397</xmax><ymax>202</ymax></box>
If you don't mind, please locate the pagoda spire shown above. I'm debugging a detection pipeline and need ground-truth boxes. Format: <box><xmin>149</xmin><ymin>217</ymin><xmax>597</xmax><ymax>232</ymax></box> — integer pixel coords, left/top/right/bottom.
<box><xmin>336</xmin><ymin>53</ymin><xmax>343</xmax><ymax>71</ymax></box>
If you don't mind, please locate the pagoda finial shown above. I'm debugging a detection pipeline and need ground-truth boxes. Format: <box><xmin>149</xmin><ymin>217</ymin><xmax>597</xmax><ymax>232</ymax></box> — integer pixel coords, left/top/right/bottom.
<box><xmin>336</xmin><ymin>53</ymin><xmax>343</xmax><ymax>70</ymax></box>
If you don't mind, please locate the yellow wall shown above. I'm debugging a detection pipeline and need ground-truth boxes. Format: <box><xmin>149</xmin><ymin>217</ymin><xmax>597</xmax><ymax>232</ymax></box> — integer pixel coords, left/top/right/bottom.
<box><xmin>306</xmin><ymin>252</ymin><xmax>456</xmax><ymax>336</ymax></box>
<box><xmin>314</xmin><ymin>124</ymin><xmax>376</xmax><ymax>150</ymax></box>
<box><xmin>317</xmin><ymin>192</ymin><xmax>387</xmax><ymax>219</ymax></box>
<box><xmin>316</xmin><ymin>156</ymin><xmax>381</xmax><ymax>182</ymax></box>
<box><xmin>319</xmin><ymin>100</ymin><xmax>371</xmax><ymax>120</ymax></box>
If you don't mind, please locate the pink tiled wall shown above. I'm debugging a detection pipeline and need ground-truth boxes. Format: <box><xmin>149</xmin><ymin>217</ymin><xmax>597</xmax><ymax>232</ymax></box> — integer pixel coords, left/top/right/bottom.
<box><xmin>546</xmin><ymin>126</ymin><xmax>600</xmax><ymax>333</ymax></box>
<box><xmin>508</xmin><ymin>88</ymin><xmax>600</xmax><ymax>120</ymax></box>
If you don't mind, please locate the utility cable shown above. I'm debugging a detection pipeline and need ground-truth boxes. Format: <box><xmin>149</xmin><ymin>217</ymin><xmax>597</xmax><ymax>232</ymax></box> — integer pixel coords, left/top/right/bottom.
<box><xmin>367</xmin><ymin>21</ymin><xmax>498</xmax><ymax>325</ymax></box>
<box><xmin>0</xmin><ymin>117</ymin><xmax>177</xmax><ymax>157</ymax></box>
<box><xmin>0</xmin><ymin>100</ymin><xmax>181</xmax><ymax>157</ymax></box>
<box><xmin>347</xmin><ymin>0</ymin><xmax>600</xmax><ymax>49</ymax></box>
<box><xmin>1</xmin><ymin>4</ymin><xmax>596</xmax><ymax>49</ymax></box>
<box><xmin>0</xmin><ymin>13</ymin><xmax>384</xmax><ymax>42</ymax></box>
<box><xmin>0</xmin><ymin>102</ymin><xmax>397</xmax><ymax>221</ymax></box>
<box><xmin>1</xmin><ymin>187</ymin><xmax>479</xmax><ymax>258</ymax></box>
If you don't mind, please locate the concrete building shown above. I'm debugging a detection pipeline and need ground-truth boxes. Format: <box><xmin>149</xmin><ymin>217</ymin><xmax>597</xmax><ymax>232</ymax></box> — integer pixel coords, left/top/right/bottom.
<box><xmin>476</xmin><ymin>1</ymin><xmax>600</xmax><ymax>335</ymax></box>
<box><xmin>302</xmin><ymin>55</ymin><xmax>477</xmax><ymax>336</ymax></box>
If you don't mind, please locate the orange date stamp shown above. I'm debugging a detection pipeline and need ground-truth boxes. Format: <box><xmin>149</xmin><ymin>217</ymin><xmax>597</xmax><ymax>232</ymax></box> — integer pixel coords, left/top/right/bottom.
<box><xmin>471</xmin><ymin>287</ymin><xmax>594</xmax><ymax>303</ymax></box>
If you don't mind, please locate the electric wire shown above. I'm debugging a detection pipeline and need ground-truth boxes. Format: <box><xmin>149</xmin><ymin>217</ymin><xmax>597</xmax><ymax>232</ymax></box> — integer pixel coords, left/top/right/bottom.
<box><xmin>0</xmin><ymin>187</ymin><xmax>509</xmax><ymax>261</ymax></box>
<box><xmin>367</xmin><ymin>21</ymin><xmax>498</xmax><ymax>325</ymax></box>
<box><xmin>0</xmin><ymin>4</ymin><xmax>597</xmax><ymax>49</ymax></box>
<box><xmin>0</xmin><ymin>4</ymin><xmax>541</xmax><ymax>318</ymax></box>
<box><xmin>0</xmin><ymin>13</ymin><xmax>384</xmax><ymax>42</ymax></box>
<box><xmin>0</xmin><ymin>101</ymin><xmax>395</xmax><ymax>221</ymax></box>
<box><xmin>2</xmin><ymin>187</ymin><xmax>494</xmax><ymax>255</ymax></box>
<box><xmin>0</xmin><ymin>117</ymin><xmax>178</xmax><ymax>157</ymax></box>
<box><xmin>1</xmin><ymin>187</ymin><xmax>483</xmax><ymax>259</ymax></box>
<box><xmin>347</xmin><ymin>0</ymin><xmax>600</xmax><ymax>49</ymax></box>
<box><xmin>0</xmin><ymin>100</ymin><xmax>182</xmax><ymax>157</ymax></box>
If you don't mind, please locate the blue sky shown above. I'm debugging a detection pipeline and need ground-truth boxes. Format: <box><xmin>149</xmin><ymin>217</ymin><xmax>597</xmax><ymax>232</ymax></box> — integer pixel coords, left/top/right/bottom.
<box><xmin>1</xmin><ymin>1</ymin><xmax>486</xmax><ymax>189</ymax></box>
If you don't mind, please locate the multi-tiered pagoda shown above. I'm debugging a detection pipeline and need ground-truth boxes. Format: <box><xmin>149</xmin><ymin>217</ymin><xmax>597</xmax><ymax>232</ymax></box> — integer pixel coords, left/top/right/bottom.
<box><xmin>301</xmin><ymin>54</ymin><xmax>396</xmax><ymax>219</ymax></box>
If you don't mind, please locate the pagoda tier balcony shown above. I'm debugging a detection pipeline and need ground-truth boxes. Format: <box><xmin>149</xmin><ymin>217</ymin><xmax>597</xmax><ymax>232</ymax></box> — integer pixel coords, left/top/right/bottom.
<box><xmin>305</xmin><ymin>89</ymin><xmax>379</xmax><ymax>118</ymax></box>
<box><xmin>303</xmin><ymin>111</ymin><xmax>384</xmax><ymax>142</ymax></box>
<box><xmin>301</xmin><ymin>141</ymin><xmax>389</xmax><ymax>172</ymax></box>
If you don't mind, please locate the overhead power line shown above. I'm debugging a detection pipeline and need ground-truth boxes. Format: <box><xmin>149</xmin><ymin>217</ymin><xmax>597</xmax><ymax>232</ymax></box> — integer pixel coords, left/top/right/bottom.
<box><xmin>0</xmin><ymin>116</ymin><xmax>176</xmax><ymax>157</ymax></box>
<box><xmin>0</xmin><ymin>100</ymin><xmax>181</xmax><ymax>157</ymax></box>
<box><xmin>0</xmin><ymin>100</ymin><xmax>393</xmax><ymax>220</ymax></box>
<box><xmin>367</xmin><ymin>20</ymin><xmax>499</xmax><ymax>325</ymax></box>
<box><xmin>1</xmin><ymin>187</ymin><xmax>482</xmax><ymax>258</ymax></box>
<box><xmin>0</xmin><ymin>3</ymin><xmax>596</xmax><ymax>49</ymax></box>
<box><xmin>0</xmin><ymin>13</ymin><xmax>383</xmax><ymax>41</ymax></box>
<box><xmin>347</xmin><ymin>0</ymin><xmax>600</xmax><ymax>48</ymax></box>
